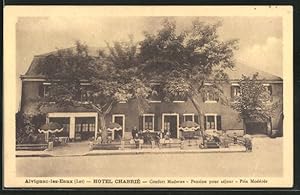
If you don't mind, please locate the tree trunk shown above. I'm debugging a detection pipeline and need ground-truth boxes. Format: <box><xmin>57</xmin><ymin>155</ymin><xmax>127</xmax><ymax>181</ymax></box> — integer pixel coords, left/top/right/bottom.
<box><xmin>188</xmin><ymin>95</ymin><xmax>204</xmax><ymax>138</ymax></box>
<box><xmin>98</xmin><ymin>113</ymin><xmax>108</xmax><ymax>143</ymax></box>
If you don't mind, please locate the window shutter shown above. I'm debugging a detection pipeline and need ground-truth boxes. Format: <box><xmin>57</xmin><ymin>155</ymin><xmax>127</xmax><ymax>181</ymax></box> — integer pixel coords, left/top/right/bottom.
<box><xmin>38</xmin><ymin>84</ymin><xmax>44</xmax><ymax>97</ymax></box>
<box><xmin>179</xmin><ymin>115</ymin><xmax>184</xmax><ymax>124</ymax></box>
<box><xmin>139</xmin><ymin>115</ymin><xmax>143</xmax><ymax>131</ymax></box>
<box><xmin>217</xmin><ymin>115</ymin><xmax>222</xmax><ymax>130</ymax></box>
<box><xmin>194</xmin><ymin>115</ymin><xmax>199</xmax><ymax>124</ymax></box>
<box><xmin>154</xmin><ymin>115</ymin><xmax>158</xmax><ymax>131</ymax></box>
<box><xmin>203</xmin><ymin>93</ymin><xmax>207</xmax><ymax>102</ymax></box>
<box><xmin>204</xmin><ymin>116</ymin><xmax>207</xmax><ymax>130</ymax></box>
<box><xmin>268</xmin><ymin>86</ymin><xmax>273</xmax><ymax>95</ymax></box>
<box><xmin>231</xmin><ymin>86</ymin><xmax>234</xmax><ymax>98</ymax></box>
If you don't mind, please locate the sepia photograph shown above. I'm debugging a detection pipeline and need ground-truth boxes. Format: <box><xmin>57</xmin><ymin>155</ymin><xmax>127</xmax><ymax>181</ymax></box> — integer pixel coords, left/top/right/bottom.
<box><xmin>4</xmin><ymin>6</ymin><xmax>293</xmax><ymax>188</ymax></box>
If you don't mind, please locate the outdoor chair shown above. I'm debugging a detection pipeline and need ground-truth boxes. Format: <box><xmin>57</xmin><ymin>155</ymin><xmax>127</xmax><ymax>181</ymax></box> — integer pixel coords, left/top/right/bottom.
<box><xmin>75</xmin><ymin>134</ymin><xmax>82</xmax><ymax>142</ymax></box>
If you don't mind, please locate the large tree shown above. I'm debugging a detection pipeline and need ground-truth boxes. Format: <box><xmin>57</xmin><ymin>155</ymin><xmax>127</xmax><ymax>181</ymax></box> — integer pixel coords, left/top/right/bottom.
<box><xmin>231</xmin><ymin>73</ymin><xmax>279</xmax><ymax>125</ymax></box>
<box><xmin>138</xmin><ymin>18</ymin><xmax>238</xmax><ymax>134</ymax></box>
<box><xmin>39</xmin><ymin>41</ymin><xmax>150</xmax><ymax>142</ymax></box>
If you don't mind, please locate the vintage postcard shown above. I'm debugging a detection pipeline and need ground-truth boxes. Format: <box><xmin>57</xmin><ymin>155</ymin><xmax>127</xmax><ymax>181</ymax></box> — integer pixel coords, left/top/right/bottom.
<box><xmin>4</xmin><ymin>6</ymin><xmax>293</xmax><ymax>188</ymax></box>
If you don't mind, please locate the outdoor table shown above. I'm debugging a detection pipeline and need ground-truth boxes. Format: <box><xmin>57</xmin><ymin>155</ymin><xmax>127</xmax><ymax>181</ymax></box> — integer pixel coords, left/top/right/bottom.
<box><xmin>59</xmin><ymin>137</ymin><xmax>69</xmax><ymax>145</ymax></box>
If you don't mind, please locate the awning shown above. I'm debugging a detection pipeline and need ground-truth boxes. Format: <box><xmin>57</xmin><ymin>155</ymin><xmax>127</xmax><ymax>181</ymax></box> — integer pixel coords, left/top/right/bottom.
<box><xmin>107</xmin><ymin>122</ymin><xmax>122</xmax><ymax>131</ymax></box>
<box><xmin>179</xmin><ymin>121</ymin><xmax>200</xmax><ymax>132</ymax></box>
<box><xmin>38</xmin><ymin>122</ymin><xmax>64</xmax><ymax>134</ymax></box>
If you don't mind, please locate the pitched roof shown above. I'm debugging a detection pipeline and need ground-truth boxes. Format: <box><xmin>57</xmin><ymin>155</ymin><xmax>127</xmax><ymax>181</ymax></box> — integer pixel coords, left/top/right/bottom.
<box><xmin>23</xmin><ymin>47</ymin><xmax>282</xmax><ymax>81</ymax></box>
<box><xmin>225</xmin><ymin>62</ymin><xmax>282</xmax><ymax>81</ymax></box>
<box><xmin>24</xmin><ymin>47</ymin><xmax>104</xmax><ymax>77</ymax></box>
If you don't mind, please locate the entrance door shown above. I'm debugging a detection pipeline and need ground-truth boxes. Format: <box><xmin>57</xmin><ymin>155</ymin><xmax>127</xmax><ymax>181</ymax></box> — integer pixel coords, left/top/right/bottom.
<box><xmin>112</xmin><ymin>115</ymin><xmax>124</xmax><ymax>140</ymax></box>
<box><xmin>164</xmin><ymin>115</ymin><xmax>178</xmax><ymax>138</ymax></box>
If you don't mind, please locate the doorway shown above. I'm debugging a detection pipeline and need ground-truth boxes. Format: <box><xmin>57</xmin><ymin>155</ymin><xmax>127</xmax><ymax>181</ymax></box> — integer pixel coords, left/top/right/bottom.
<box><xmin>112</xmin><ymin>114</ymin><xmax>125</xmax><ymax>140</ymax></box>
<box><xmin>162</xmin><ymin>114</ymin><xmax>179</xmax><ymax>138</ymax></box>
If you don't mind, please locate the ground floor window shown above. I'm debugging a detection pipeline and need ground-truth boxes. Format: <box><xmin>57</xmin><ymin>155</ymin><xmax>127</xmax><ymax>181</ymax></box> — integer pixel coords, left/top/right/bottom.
<box><xmin>75</xmin><ymin>117</ymin><xmax>96</xmax><ymax>140</ymax></box>
<box><xmin>143</xmin><ymin>114</ymin><xmax>154</xmax><ymax>131</ymax></box>
<box><xmin>204</xmin><ymin>114</ymin><xmax>222</xmax><ymax>130</ymax></box>
<box><xmin>183</xmin><ymin>114</ymin><xmax>194</xmax><ymax>122</ymax></box>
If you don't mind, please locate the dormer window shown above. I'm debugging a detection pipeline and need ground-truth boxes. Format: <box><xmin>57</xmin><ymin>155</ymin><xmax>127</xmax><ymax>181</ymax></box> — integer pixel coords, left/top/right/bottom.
<box><xmin>173</xmin><ymin>94</ymin><xmax>188</xmax><ymax>103</ymax></box>
<box><xmin>263</xmin><ymin>84</ymin><xmax>272</xmax><ymax>96</ymax></box>
<box><xmin>80</xmin><ymin>83</ymin><xmax>91</xmax><ymax>103</ymax></box>
<box><xmin>149</xmin><ymin>83</ymin><xmax>162</xmax><ymax>103</ymax></box>
<box><xmin>203</xmin><ymin>83</ymin><xmax>218</xmax><ymax>103</ymax></box>
<box><xmin>231</xmin><ymin>83</ymin><xmax>240</xmax><ymax>98</ymax></box>
<box><xmin>39</xmin><ymin>82</ymin><xmax>51</xmax><ymax>97</ymax></box>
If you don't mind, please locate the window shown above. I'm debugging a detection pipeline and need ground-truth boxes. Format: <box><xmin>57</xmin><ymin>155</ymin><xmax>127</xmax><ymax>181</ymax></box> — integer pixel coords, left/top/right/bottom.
<box><xmin>75</xmin><ymin>123</ymin><xmax>81</xmax><ymax>132</ymax></box>
<box><xmin>149</xmin><ymin>84</ymin><xmax>162</xmax><ymax>103</ymax></box>
<box><xmin>206</xmin><ymin>116</ymin><xmax>215</xmax><ymax>129</ymax></box>
<box><xmin>263</xmin><ymin>84</ymin><xmax>272</xmax><ymax>95</ymax></box>
<box><xmin>204</xmin><ymin>92</ymin><xmax>219</xmax><ymax>103</ymax></box>
<box><xmin>143</xmin><ymin>114</ymin><xmax>154</xmax><ymax>131</ymax></box>
<box><xmin>82</xmin><ymin>124</ymin><xmax>89</xmax><ymax>132</ymax></box>
<box><xmin>89</xmin><ymin>123</ymin><xmax>95</xmax><ymax>132</ymax></box>
<box><xmin>204</xmin><ymin>83</ymin><xmax>218</xmax><ymax>103</ymax></box>
<box><xmin>81</xmin><ymin>92</ymin><xmax>88</xmax><ymax>102</ymax></box>
<box><xmin>39</xmin><ymin>83</ymin><xmax>51</xmax><ymax>97</ymax></box>
<box><xmin>173</xmin><ymin>96</ymin><xmax>187</xmax><ymax>103</ymax></box>
<box><xmin>79</xmin><ymin>84</ymin><xmax>92</xmax><ymax>103</ymax></box>
<box><xmin>204</xmin><ymin>114</ymin><xmax>222</xmax><ymax>130</ymax></box>
<box><xmin>231</xmin><ymin>85</ymin><xmax>241</xmax><ymax>98</ymax></box>
<box><xmin>183</xmin><ymin>114</ymin><xmax>194</xmax><ymax>122</ymax></box>
<box><xmin>75</xmin><ymin>117</ymin><xmax>96</xmax><ymax>136</ymax></box>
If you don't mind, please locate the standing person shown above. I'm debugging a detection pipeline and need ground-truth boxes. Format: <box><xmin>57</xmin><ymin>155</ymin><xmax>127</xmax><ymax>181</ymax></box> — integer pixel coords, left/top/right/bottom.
<box><xmin>233</xmin><ymin>132</ymin><xmax>238</xmax><ymax>144</ymax></box>
<box><xmin>243</xmin><ymin>134</ymin><xmax>252</xmax><ymax>152</ymax></box>
<box><xmin>131</xmin><ymin>126</ymin><xmax>139</xmax><ymax>148</ymax></box>
<box><xmin>131</xmin><ymin>126</ymin><xmax>138</xmax><ymax>139</ymax></box>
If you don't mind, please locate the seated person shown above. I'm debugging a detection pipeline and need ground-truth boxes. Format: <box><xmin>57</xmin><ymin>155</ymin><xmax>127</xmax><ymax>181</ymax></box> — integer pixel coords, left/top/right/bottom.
<box><xmin>96</xmin><ymin>135</ymin><xmax>102</xmax><ymax>144</ymax></box>
<box><xmin>131</xmin><ymin>126</ymin><xmax>138</xmax><ymax>139</ymax></box>
<box><xmin>164</xmin><ymin>131</ymin><xmax>171</xmax><ymax>140</ymax></box>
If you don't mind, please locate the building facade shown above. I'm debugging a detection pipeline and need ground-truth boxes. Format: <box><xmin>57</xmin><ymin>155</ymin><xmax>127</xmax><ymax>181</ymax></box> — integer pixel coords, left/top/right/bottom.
<box><xmin>19</xmin><ymin>50</ymin><xmax>284</xmax><ymax>141</ymax></box>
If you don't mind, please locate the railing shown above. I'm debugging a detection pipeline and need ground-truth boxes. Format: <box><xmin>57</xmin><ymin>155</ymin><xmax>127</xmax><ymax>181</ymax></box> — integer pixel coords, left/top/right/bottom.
<box><xmin>16</xmin><ymin>144</ymin><xmax>48</xmax><ymax>151</ymax></box>
<box><xmin>90</xmin><ymin>139</ymin><xmax>184</xmax><ymax>150</ymax></box>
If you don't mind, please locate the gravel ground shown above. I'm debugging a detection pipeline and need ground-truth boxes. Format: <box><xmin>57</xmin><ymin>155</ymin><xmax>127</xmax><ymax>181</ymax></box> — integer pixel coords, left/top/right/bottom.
<box><xmin>16</xmin><ymin>137</ymin><xmax>283</xmax><ymax>177</ymax></box>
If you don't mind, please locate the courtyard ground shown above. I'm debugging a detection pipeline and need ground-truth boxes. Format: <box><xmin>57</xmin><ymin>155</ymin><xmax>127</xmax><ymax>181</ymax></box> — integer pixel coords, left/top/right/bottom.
<box><xmin>16</xmin><ymin>137</ymin><xmax>283</xmax><ymax>177</ymax></box>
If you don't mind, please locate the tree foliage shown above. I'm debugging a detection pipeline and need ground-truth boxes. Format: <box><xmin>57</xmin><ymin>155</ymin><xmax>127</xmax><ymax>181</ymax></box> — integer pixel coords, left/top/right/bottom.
<box><xmin>139</xmin><ymin>18</ymin><xmax>239</xmax><ymax>129</ymax></box>
<box><xmin>16</xmin><ymin>112</ymin><xmax>46</xmax><ymax>144</ymax></box>
<box><xmin>40</xmin><ymin>40</ymin><xmax>150</xmax><ymax>141</ymax></box>
<box><xmin>35</xmin><ymin>18</ymin><xmax>240</xmax><ymax>139</ymax></box>
<box><xmin>231</xmin><ymin>73</ymin><xmax>279</xmax><ymax>122</ymax></box>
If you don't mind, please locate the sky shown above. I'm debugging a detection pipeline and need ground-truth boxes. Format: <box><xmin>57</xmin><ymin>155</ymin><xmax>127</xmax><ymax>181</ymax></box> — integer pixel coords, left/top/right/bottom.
<box><xmin>16</xmin><ymin>16</ymin><xmax>282</xmax><ymax>110</ymax></box>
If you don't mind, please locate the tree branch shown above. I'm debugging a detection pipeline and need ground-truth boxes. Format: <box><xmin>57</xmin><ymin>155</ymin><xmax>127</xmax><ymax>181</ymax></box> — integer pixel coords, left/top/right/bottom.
<box><xmin>90</xmin><ymin>102</ymin><xmax>103</xmax><ymax>113</ymax></box>
<box><xmin>104</xmin><ymin>101</ymin><xmax>114</xmax><ymax>114</ymax></box>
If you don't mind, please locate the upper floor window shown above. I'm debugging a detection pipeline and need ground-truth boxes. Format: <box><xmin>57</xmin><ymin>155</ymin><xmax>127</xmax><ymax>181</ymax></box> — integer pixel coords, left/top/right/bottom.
<box><xmin>173</xmin><ymin>95</ymin><xmax>188</xmax><ymax>103</ymax></box>
<box><xmin>39</xmin><ymin>82</ymin><xmax>51</xmax><ymax>97</ymax></box>
<box><xmin>263</xmin><ymin>84</ymin><xmax>272</xmax><ymax>96</ymax></box>
<box><xmin>203</xmin><ymin>83</ymin><xmax>219</xmax><ymax>103</ymax></box>
<box><xmin>80</xmin><ymin>83</ymin><xmax>91</xmax><ymax>103</ymax></box>
<box><xmin>231</xmin><ymin>84</ymin><xmax>241</xmax><ymax>98</ymax></box>
<box><xmin>204</xmin><ymin>92</ymin><xmax>219</xmax><ymax>103</ymax></box>
<box><xmin>149</xmin><ymin>84</ymin><xmax>162</xmax><ymax>103</ymax></box>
